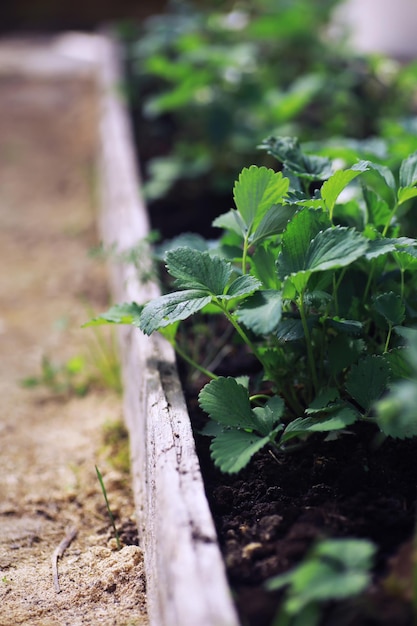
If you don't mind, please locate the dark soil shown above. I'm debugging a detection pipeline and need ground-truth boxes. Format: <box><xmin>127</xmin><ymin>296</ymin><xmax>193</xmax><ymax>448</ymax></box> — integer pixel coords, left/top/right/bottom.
<box><xmin>192</xmin><ymin>417</ymin><xmax>417</xmax><ymax>626</ymax></box>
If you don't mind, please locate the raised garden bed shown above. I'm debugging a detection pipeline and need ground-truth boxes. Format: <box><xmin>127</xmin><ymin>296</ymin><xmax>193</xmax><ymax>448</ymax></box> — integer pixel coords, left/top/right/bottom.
<box><xmin>107</xmin><ymin>11</ymin><xmax>417</xmax><ymax>625</ymax></box>
<box><xmin>7</xmin><ymin>27</ymin><xmax>417</xmax><ymax>626</ymax></box>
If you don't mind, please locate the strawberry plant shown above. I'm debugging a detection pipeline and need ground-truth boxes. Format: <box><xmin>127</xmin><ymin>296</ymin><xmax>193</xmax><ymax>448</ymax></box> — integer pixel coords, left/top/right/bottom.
<box><xmin>88</xmin><ymin>137</ymin><xmax>417</xmax><ymax>474</ymax></box>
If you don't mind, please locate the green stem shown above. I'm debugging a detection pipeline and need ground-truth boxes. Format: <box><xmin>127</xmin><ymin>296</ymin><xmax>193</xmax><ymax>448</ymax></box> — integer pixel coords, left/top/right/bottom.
<box><xmin>283</xmin><ymin>384</ymin><xmax>305</xmax><ymax>417</ymax></box>
<box><xmin>242</xmin><ymin>232</ymin><xmax>250</xmax><ymax>275</ymax></box>
<box><xmin>362</xmin><ymin>266</ymin><xmax>375</xmax><ymax>305</ymax></box>
<box><xmin>332</xmin><ymin>267</ymin><xmax>347</xmax><ymax>317</ymax></box>
<box><xmin>299</xmin><ymin>292</ymin><xmax>319</xmax><ymax>395</ymax></box>
<box><xmin>250</xmin><ymin>393</ymin><xmax>271</xmax><ymax>404</ymax></box>
<box><xmin>382</xmin><ymin>202</ymin><xmax>399</xmax><ymax>237</ymax></box>
<box><xmin>218</xmin><ymin>302</ymin><xmax>265</xmax><ymax>366</ymax></box>
<box><xmin>400</xmin><ymin>268</ymin><xmax>405</xmax><ymax>301</ymax></box>
<box><xmin>172</xmin><ymin>341</ymin><xmax>218</xmax><ymax>380</ymax></box>
<box><xmin>383</xmin><ymin>324</ymin><xmax>393</xmax><ymax>354</ymax></box>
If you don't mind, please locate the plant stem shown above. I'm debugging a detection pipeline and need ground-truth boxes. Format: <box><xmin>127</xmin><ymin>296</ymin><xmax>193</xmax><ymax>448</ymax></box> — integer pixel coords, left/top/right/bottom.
<box><xmin>400</xmin><ymin>267</ymin><xmax>405</xmax><ymax>301</ymax></box>
<box><xmin>282</xmin><ymin>384</ymin><xmax>305</xmax><ymax>417</ymax></box>
<box><xmin>250</xmin><ymin>393</ymin><xmax>272</xmax><ymax>404</ymax></box>
<box><xmin>382</xmin><ymin>202</ymin><xmax>399</xmax><ymax>237</ymax></box>
<box><xmin>362</xmin><ymin>265</ymin><xmax>375</xmax><ymax>305</ymax></box>
<box><xmin>219</xmin><ymin>303</ymin><xmax>265</xmax><ymax>366</ymax></box>
<box><xmin>332</xmin><ymin>267</ymin><xmax>347</xmax><ymax>317</ymax></box>
<box><xmin>299</xmin><ymin>292</ymin><xmax>319</xmax><ymax>395</ymax></box>
<box><xmin>173</xmin><ymin>341</ymin><xmax>218</xmax><ymax>380</ymax></box>
<box><xmin>242</xmin><ymin>233</ymin><xmax>250</xmax><ymax>275</ymax></box>
<box><xmin>383</xmin><ymin>324</ymin><xmax>393</xmax><ymax>354</ymax></box>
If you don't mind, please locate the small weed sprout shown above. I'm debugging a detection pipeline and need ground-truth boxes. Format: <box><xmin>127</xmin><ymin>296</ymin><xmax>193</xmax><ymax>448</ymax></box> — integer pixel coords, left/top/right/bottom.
<box><xmin>95</xmin><ymin>465</ymin><xmax>121</xmax><ymax>550</ymax></box>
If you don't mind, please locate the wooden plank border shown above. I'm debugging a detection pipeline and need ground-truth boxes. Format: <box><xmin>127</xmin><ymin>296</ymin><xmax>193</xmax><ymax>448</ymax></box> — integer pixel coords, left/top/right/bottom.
<box><xmin>97</xmin><ymin>36</ymin><xmax>240</xmax><ymax>626</ymax></box>
<box><xmin>0</xmin><ymin>32</ymin><xmax>239</xmax><ymax>626</ymax></box>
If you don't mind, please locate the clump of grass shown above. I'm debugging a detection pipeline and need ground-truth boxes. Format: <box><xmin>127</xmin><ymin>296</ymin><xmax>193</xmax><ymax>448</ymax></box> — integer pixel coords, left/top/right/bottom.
<box><xmin>21</xmin><ymin>320</ymin><xmax>122</xmax><ymax>398</ymax></box>
<box><xmin>101</xmin><ymin>420</ymin><xmax>130</xmax><ymax>474</ymax></box>
<box><xmin>84</xmin><ymin>322</ymin><xmax>122</xmax><ymax>395</ymax></box>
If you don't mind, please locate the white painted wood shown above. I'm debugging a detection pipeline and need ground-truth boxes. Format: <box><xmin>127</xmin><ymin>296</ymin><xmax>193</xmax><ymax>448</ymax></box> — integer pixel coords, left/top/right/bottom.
<box><xmin>97</xmin><ymin>36</ymin><xmax>240</xmax><ymax>626</ymax></box>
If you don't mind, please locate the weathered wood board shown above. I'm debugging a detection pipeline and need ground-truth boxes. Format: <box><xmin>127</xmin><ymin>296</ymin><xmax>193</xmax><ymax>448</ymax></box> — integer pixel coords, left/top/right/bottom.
<box><xmin>0</xmin><ymin>31</ymin><xmax>240</xmax><ymax>626</ymax></box>
<box><xmin>97</xmin><ymin>36</ymin><xmax>241</xmax><ymax>626</ymax></box>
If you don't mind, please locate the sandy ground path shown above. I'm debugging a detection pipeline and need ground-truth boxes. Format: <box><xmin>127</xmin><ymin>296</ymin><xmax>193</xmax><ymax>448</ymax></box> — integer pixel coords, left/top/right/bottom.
<box><xmin>0</xmin><ymin>55</ymin><xmax>148</xmax><ymax>625</ymax></box>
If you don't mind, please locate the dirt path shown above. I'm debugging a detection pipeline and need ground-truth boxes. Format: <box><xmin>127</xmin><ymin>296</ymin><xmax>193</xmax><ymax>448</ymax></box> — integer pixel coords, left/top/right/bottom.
<box><xmin>0</xmin><ymin>49</ymin><xmax>148</xmax><ymax>625</ymax></box>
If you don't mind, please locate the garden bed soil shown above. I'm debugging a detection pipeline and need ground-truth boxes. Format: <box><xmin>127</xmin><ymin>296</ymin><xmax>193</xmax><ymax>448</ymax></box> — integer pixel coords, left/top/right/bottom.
<box><xmin>193</xmin><ymin>415</ymin><xmax>417</xmax><ymax>625</ymax></box>
<box><xmin>0</xmin><ymin>40</ymin><xmax>147</xmax><ymax>626</ymax></box>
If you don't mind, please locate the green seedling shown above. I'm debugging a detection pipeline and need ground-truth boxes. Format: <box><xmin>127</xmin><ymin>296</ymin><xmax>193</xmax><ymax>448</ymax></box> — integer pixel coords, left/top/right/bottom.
<box><xmin>22</xmin><ymin>355</ymin><xmax>90</xmax><ymax>397</ymax></box>
<box><xmin>267</xmin><ymin>538</ymin><xmax>376</xmax><ymax>626</ymax></box>
<box><xmin>95</xmin><ymin>465</ymin><xmax>121</xmax><ymax>550</ymax></box>
<box><xmin>22</xmin><ymin>321</ymin><xmax>122</xmax><ymax>398</ymax></box>
<box><xmin>84</xmin><ymin>322</ymin><xmax>122</xmax><ymax>395</ymax></box>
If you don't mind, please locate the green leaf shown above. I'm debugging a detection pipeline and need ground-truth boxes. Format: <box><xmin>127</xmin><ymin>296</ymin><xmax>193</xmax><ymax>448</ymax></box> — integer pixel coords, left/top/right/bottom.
<box><xmin>278</xmin><ymin>209</ymin><xmax>330</xmax><ymax>280</ymax></box>
<box><xmin>384</xmin><ymin>348</ymin><xmax>413</xmax><ymax>380</ymax></box>
<box><xmin>345</xmin><ymin>355</ymin><xmax>391</xmax><ymax>411</ymax></box>
<box><xmin>314</xmin><ymin>539</ymin><xmax>375</xmax><ymax>571</ymax></box>
<box><xmin>305</xmin><ymin>227</ymin><xmax>369</xmax><ymax>273</ymax></box>
<box><xmin>286</xmin><ymin>564</ymin><xmax>369</xmax><ymax>613</ymax></box>
<box><xmin>306</xmin><ymin>388</ymin><xmax>340</xmax><ymax>414</ymax></box>
<box><xmin>279</xmin><ymin>225</ymin><xmax>368</xmax><ymax>294</ymax></box>
<box><xmin>83</xmin><ymin>302</ymin><xmax>143</xmax><ymax>327</ymax></box>
<box><xmin>362</xmin><ymin>160</ymin><xmax>397</xmax><ymax>195</ymax></box>
<box><xmin>374</xmin><ymin>292</ymin><xmax>405</xmax><ymax>326</ymax></box>
<box><xmin>393</xmin><ymin>246</ymin><xmax>417</xmax><ymax>272</ymax></box>
<box><xmin>212</xmin><ymin>209</ymin><xmax>247</xmax><ymax>237</ymax></box>
<box><xmin>394</xmin><ymin>326</ymin><xmax>417</xmax><ymax>343</ymax></box>
<box><xmin>250</xmin><ymin>204</ymin><xmax>297</xmax><ymax>245</ymax></box>
<box><xmin>363</xmin><ymin>188</ymin><xmax>392</xmax><ymax>229</ymax></box>
<box><xmin>376</xmin><ymin>381</ymin><xmax>417</xmax><ymax>438</ymax></box>
<box><xmin>325</xmin><ymin>318</ymin><xmax>363</xmax><ymax>335</ymax></box>
<box><xmin>260</xmin><ymin>136</ymin><xmax>333</xmax><ymax>181</ymax></box>
<box><xmin>321</xmin><ymin>162</ymin><xmax>368</xmax><ymax>214</ymax></box>
<box><xmin>252</xmin><ymin>396</ymin><xmax>285</xmax><ymax>436</ymax></box>
<box><xmin>236</xmin><ymin>290</ymin><xmax>282</xmax><ymax>335</ymax></box>
<box><xmin>226</xmin><ymin>274</ymin><xmax>261</xmax><ymax>298</ymax></box>
<box><xmin>267</xmin><ymin>538</ymin><xmax>375</xmax><ymax>611</ymax></box>
<box><xmin>252</xmin><ymin>244</ymin><xmax>281</xmax><ymax>290</ymax></box>
<box><xmin>399</xmin><ymin>151</ymin><xmax>417</xmax><ymax>188</ymax></box>
<box><xmin>276</xmin><ymin>317</ymin><xmax>314</xmax><ymax>342</ymax></box>
<box><xmin>198</xmin><ymin>377</ymin><xmax>255</xmax><ymax>429</ymax></box>
<box><xmin>166</xmin><ymin>247</ymin><xmax>232</xmax><ymax>294</ymax></box>
<box><xmin>233</xmin><ymin>166</ymin><xmax>289</xmax><ymax>233</ymax></box>
<box><xmin>281</xmin><ymin>406</ymin><xmax>358</xmax><ymax>443</ymax></box>
<box><xmin>328</xmin><ymin>336</ymin><xmax>365</xmax><ymax>376</ymax></box>
<box><xmin>397</xmin><ymin>186</ymin><xmax>417</xmax><ymax>205</ymax></box>
<box><xmin>140</xmin><ymin>290</ymin><xmax>211</xmax><ymax>334</ymax></box>
<box><xmin>365</xmin><ymin>238</ymin><xmax>400</xmax><ymax>260</ymax></box>
<box><xmin>210</xmin><ymin>429</ymin><xmax>270</xmax><ymax>473</ymax></box>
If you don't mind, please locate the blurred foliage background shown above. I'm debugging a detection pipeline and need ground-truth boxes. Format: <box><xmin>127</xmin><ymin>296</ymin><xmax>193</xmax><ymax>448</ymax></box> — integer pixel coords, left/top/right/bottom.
<box><xmin>119</xmin><ymin>0</ymin><xmax>417</xmax><ymax>236</ymax></box>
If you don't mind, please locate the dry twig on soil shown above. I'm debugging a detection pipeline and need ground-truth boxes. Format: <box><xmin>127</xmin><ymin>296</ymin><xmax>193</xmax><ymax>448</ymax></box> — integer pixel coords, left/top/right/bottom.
<box><xmin>51</xmin><ymin>526</ymin><xmax>78</xmax><ymax>593</ymax></box>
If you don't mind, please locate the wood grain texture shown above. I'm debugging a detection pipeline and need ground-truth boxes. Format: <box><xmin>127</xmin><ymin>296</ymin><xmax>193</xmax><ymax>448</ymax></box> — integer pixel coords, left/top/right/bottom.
<box><xmin>97</xmin><ymin>36</ymin><xmax>240</xmax><ymax>626</ymax></box>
